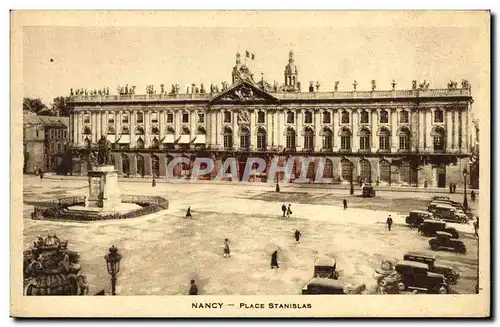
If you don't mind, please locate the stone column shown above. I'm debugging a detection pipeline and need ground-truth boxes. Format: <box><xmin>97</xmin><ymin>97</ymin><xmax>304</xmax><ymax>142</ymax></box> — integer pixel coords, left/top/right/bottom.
<box><xmin>453</xmin><ymin>109</ymin><xmax>460</xmax><ymax>151</ymax></box>
<box><xmin>159</xmin><ymin>110</ymin><xmax>165</xmax><ymax>140</ymax></box>
<box><xmin>418</xmin><ymin>110</ymin><xmax>425</xmax><ymax>151</ymax></box>
<box><xmin>462</xmin><ymin>107</ymin><xmax>469</xmax><ymax>151</ymax></box>
<box><xmin>116</xmin><ymin>111</ymin><xmax>121</xmax><ymax>138</ymax></box>
<box><xmin>426</xmin><ymin>109</ymin><xmax>433</xmax><ymax>151</ymax></box>
<box><xmin>446</xmin><ymin>108</ymin><xmax>453</xmax><ymax>151</ymax></box>
<box><xmin>217</xmin><ymin>109</ymin><xmax>222</xmax><ymax>148</ymax></box>
<box><xmin>190</xmin><ymin>109</ymin><xmax>196</xmax><ymax>140</ymax></box>
<box><xmin>130</xmin><ymin>110</ymin><xmax>136</xmax><ymax>148</ymax></box>
<box><xmin>143</xmin><ymin>153</ymin><xmax>152</xmax><ymax>176</ymax></box>
<box><xmin>113</xmin><ymin>152</ymin><xmax>122</xmax><ymax>173</ymax></box>
<box><xmin>129</xmin><ymin>153</ymin><xmax>137</xmax><ymax>176</ymax></box>
<box><xmin>370</xmin><ymin>108</ymin><xmax>377</xmax><ymax>152</ymax></box>
<box><xmin>144</xmin><ymin>110</ymin><xmax>150</xmax><ymax>148</ymax></box>
<box><xmin>277</xmin><ymin>110</ymin><xmax>283</xmax><ymax>148</ymax></box>
<box><xmin>232</xmin><ymin>110</ymin><xmax>239</xmax><ymax>149</ymax></box>
<box><xmin>332</xmin><ymin>109</ymin><xmax>339</xmax><ymax>151</ymax></box>
<box><xmin>296</xmin><ymin>109</ymin><xmax>303</xmax><ymax>151</ymax></box>
<box><xmin>411</xmin><ymin>109</ymin><xmax>418</xmax><ymax>152</ymax></box>
<box><xmin>157</xmin><ymin>153</ymin><xmax>167</xmax><ymax>177</ymax></box>
<box><xmin>175</xmin><ymin>110</ymin><xmax>181</xmax><ymax>141</ymax></box>
<box><xmin>91</xmin><ymin>112</ymin><xmax>97</xmax><ymax>143</ymax></box>
<box><xmin>250</xmin><ymin>108</ymin><xmax>257</xmax><ymax>150</ymax></box>
<box><xmin>314</xmin><ymin>109</ymin><xmax>321</xmax><ymax>152</ymax></box>
<box><xmin>352</xmin><ymin>108</ymin><xmax>359</xmax><ymax>151</ymax></box>
<box><xmin>390</xmin><ymin>109</ymin><xmax>398</xmax><ymax>152</ymax></box>
<box><xmin>271</xmin><ymin>110</ymin><xmax>277</xmax><ymax>148</ymax></box>
<box><xmin>77</xmin><ymin>112</ymin><xmax>83</xmax><ymax>146</ymax></box>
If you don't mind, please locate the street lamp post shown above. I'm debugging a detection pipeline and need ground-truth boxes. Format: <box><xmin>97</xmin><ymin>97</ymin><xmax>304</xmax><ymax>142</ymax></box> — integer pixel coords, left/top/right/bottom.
<box><xmin>104</xmin><ymin>245</ymin><xmax>122</xmax><ymax>296</ymax></box>
<box><xmin>350</xmin><ymin>166</ymin><xmax>354</xmax><ymax>195</ymax></box>
<box><xmin>463</xmin><ymin>168</ymin><xmax>469</xmax><ymax>212</ymax></box>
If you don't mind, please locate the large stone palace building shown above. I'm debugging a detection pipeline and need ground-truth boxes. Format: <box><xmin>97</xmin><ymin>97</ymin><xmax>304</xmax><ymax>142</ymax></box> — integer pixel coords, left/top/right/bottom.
<box><xmin>67</xmin><ymin>51</ymin><xmax>474</xmax><ymax>188</ymax></box>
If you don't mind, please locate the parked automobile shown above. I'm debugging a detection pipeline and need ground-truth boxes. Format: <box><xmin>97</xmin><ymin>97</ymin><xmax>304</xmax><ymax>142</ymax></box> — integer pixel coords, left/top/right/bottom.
<box><xmin>302</xmin><ymin>278</ymin><xmax>366</xmax><ymax>295</ymax></box>
<box><xmin>313</xmin><ymin>255</ymin><xmax>339</xmax><ymax>279</ymax></box>
<box><xmin>405</xmin><ymin>210</ymin><xmax>434</xmax><ymax>227</ymax></box>
<box><xmin>429</xmin><ymin>200</ymin><xmax>465</xmax><ymax>212</ymax></box>
<box><xmin>403</xmin><ymin>252</ymin><xmax>460</xmax><ymax>284</ymax></box>
<box><xmin>431</xmin><ymin>196</ymin><xmax>450</xmax><ymax>201</ymax></box>
<box><xmin>373</xmin><ymin>260</ymin><xmax>401</xmax><ymax>294</ymax></box>
<box><xmin>431</xmin><ymin>204</ymin><xmax>468</xmax><ymax>224</ymax></box>
<box><xmin>394</xmin><ymin>260</ymin><xmax>450</xmax><ymax>294</ymax></box>
<box><xmin>418</xmin><ymin>219</ymin><xmax>459</xmax><ymax>238</ymax></box>
<box><xmin>429</xmin><ymin>231</ymin><xmax>467</xmax><ymax>253</ymax></box>
<box><xmin>361</xmin><ymin>184</ymin><xmax>376</xmax><ymax>197</ymax></box>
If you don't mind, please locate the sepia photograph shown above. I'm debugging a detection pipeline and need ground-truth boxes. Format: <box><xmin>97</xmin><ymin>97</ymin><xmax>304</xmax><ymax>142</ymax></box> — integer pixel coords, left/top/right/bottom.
<box><xmin>10</xmin><ymin>10</ymin><xmax>490</xmax><ymax>317</ymax></box>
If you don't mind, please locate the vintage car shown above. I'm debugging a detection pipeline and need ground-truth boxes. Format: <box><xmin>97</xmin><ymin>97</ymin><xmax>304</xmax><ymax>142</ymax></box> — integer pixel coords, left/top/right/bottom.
<box><xmin>429</xmin><ymin>231</ymin><xmax>467</xmax><ymax>253</ymax></box>
<box><xmin>394</xmin><ymin>260</ymin><xmax>450</xmax><ymax>294</ymax></box>
<box><xmin>403</xmin><ymin>252</ymin><xmax>460</xmax><ymax>284</ymax></box>
<box><xmin>373</xmin><ymin>260</ymin><xmax>402</xmax><ymax>294</ymax></box>
<box><xmin>313</xmin><ymin>256</ymin><xmax>339</xmax><ymax>279</ymax></box>
<box><xmin>302</xmin><ymin>278</ymin><xmax>366</xmax><ymax>295</ymax></box>
<box><xmin>429</xmin><ymin>200</ymin><xmax>465</xmax><ymax>213</ymax></box>
<box><xmin>361</xmin><ymin>184</ymin><xmax>376</xmax><ymax>197</ymax></box>
<box><xmin>431</xmin><ymin>204</ymin><xmax>468</xmax><ymax>224</ymax></box>
<box><xmin>405</xmin><ymin>210</ymin><xmax>434</xmax><ymax>227</ymax></box>
<box><xmin>431</xmin><ymin>196</ymin><xmax>450</xmax><ymax>201</ymax></box>
<box><xmin>418</xmin><ymin>219</ymin><xmax>459</xmax><ymax>239</ymax></box>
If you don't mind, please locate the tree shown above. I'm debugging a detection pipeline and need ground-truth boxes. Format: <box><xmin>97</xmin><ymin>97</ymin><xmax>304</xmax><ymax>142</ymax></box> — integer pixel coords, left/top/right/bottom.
<box><xmin>23</xmin><ymin>97</ymin><xmax>47</xmax><ymax>114</ymax></box>
<box><xmin>51</xmin><ymin>96</ymin><xmax>72</xmax><ymax>117</ymax></box>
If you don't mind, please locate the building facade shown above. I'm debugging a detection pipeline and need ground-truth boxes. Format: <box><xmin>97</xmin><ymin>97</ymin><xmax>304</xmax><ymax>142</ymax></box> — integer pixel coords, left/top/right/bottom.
<box><xmin>23</xmin><ymin>111</ymin><xmax>70</xmax><ymax>174</ymax></box>
<box><xmin>67</xmin><ymin>51</ymin><xmax>473</xmax><ymax>187</ymax></box>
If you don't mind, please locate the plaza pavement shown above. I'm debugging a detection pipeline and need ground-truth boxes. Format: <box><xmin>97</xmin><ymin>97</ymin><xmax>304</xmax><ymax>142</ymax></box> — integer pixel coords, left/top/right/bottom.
<box><xmin>21</xmin><ymin>175</ymin><xmax>479</xmax><ymax>295</ymax></box>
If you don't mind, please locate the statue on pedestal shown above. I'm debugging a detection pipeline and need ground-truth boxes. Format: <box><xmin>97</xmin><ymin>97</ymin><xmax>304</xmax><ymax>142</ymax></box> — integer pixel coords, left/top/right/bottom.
<box><xmin>97</xmin><ymin>135</ymin><xmax>112</xmax><ymax>165</ymax></box>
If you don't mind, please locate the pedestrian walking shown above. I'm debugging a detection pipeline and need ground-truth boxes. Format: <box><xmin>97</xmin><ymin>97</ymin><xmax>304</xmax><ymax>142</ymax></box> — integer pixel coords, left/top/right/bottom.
<box><xmin>471</xmin><ymin>190</ymin><xmax>476</xmax><ymax>202</ymax></box>
<box><xmin>424</xmin><ymin>180</ymin><xmax>428</xmax><ymax>188</ymax></box>
<box><xmin>276</xmin><ymin>182</ymin><xmax>280</xmax><ymax>192</ymax></box>
<box><xmin>386</xmin><ymin>215</ymin><xmax>393</xmax><ymax>231</ymax></box>
<box><xmin>294</xmin><ymin>230</ymin><xmax>302</xmax><ymax>243</ymax></box>
<box><xmin>185</xmin><ymin>206</ymin><xmax>192</xmax><ymax>219</ymax></box>
<box><xmin>287</xmin><ymin>204</ymin><xmax>292</xmax><ymax>218</ymax></box>
<box><xmin>271</xmin><ymin>250</ymin><xmax>279</xmax><ymax>269</ymax></box>
<box><xmin>223</xmin><ymin>238</ymin><xmax>231</xmax><ymax>258</ymax></box>
<box><xmin>474</xmin><ymin>219</ymin><xmax>479</xmax><ymax>238</ymax></box>
<box><xmin>152</xmin><ymin>176</ymin><xmax>156</xmax><ymax>187</ymax></box>
<box><xmin>449</xmin><ymin>183</ymin><xmax>453</xmax><ymax>194</ymax></box>
<box><xmin>188</xmin><ymin>279</ymin><xmax>198</xmax><ymax>295</ymax></box>
<box><xmin>281</xmin><ymin>204</ymin><xmax>287</xmax><ymax>218</ymax></box>
<box><xmin>452</xmin><ymin>182</ymin><xmax>457</xmax><ymax>193</ymax></box>
<box><xmin>343</xmin><ymin>198</ymin><xmax>347</xmax><ymax>210</ymax></box>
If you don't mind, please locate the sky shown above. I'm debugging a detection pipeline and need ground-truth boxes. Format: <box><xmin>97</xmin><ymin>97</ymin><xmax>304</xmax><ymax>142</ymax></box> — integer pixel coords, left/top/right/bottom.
<box><xmin>22</xmin><ymin>22</ymin><xmax>488</xmax><ymax>119</ymax></box>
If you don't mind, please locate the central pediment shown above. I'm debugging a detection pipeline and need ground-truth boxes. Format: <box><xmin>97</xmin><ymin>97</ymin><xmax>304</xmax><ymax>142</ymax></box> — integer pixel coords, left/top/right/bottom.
<box><xmin>211</xmin><ymin>81</ymin><xmax>279</xmax><ymax>104</ymax></box>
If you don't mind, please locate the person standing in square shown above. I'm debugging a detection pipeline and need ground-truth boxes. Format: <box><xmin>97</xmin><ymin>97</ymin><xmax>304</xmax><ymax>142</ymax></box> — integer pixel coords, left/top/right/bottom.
<box><xmin>386</xmin><ymin>215</ymin><xmax>393</xmax><ymax>231</ymax></box>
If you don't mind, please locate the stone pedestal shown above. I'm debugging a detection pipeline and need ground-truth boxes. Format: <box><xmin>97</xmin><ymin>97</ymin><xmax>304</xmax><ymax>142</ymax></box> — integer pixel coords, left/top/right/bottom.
<box><xmin>85</xmin><ymin>165</ymin><xmax>121</xmax><ymax>210</ymax></box>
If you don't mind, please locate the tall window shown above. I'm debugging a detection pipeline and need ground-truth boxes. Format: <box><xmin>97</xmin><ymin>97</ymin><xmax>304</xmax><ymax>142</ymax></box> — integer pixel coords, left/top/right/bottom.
<box><xmin>379</xmin><ymin>160</ymin><xmax>391</xmax><ymax>184</ymax></box>
<box><xmin>257</xmin><ymin>127</ymin><xmax>266</xmax><ymax>150</ymax></box>
<box><xmin>287</xmin><ymin>111</ymin><xmax>295</xmax><ymax>124</ymax></box>
<box><xmin>341</xmin><ymin>111</ymin><xmax>350</xmax><ymax>124</ymax></box>
<box><xmin>434</xmin><ymin>109</ymin><xmax>444</xmax><ymax>123</ymax></box>
<box><xmin>340</xmin><ymin>128</ymin><xmax>351</xmax><ymax>150</ymax></box>
<box><xmin>136</xmin><ymin>112</ymin><xmax>144</xmax><ymax>124</ymax></box>
<box><xmin>151</xmin><ymin>112</ymin><xmax>158</xmax><ymax>124</ymax></box>
<box><xmin>198</xmin><ymin>113</ymin><xmax>204</xmax><ymax>123</ymax></box>
<box><xmin>398</xmin><ymin>128</ymin><xmax>411</xmax><ymax>150</ymax></box>
<box><xmin>286</xmin><ymin>128</ymin><xmax>296</xmax><ymax>149</ymax></box>
<box><xmin>360</xmin><ymin>111</ymin><xmax>369</xmax><ymax>124</ymax></box>
<box><xmin>303</xmin><ymin>127</ymin><xmax>314</xmax><ymax>150</ymax></box>
<box><xmin>322</xmin><ymin>128</ymin><xmax>333</xmax><ymax>150</ymax></box>
<box><xmin>359</xmin><ymin>128</ymin><xmax>371</xmax><ymax>150</ymax></box>
<box><xmin>379</xmin><ymin>110</ymin><xmax>389</xmax><ymax>124</ymax></box>
<box><xmin>223</xmin><ymin>127</ymin><xmax>233</xmax><ymax>149</ymax></box>
<box><xmin>166</xmin><ymin>112</ymin><xmax>173</xmax><ymax>123</ymax></box>
<box><xmin>240</xmin><ymin>127</ymin><xmax>250</xmax><ymax>149</ymax></box>
<box><xmin>258</xmin><ymin>111</ymin><xmax>265</xmax><ymax>123</ymax></box>
<box><xmin>182</xmin><ymin>112</ymin><xmax>189</xmax><ymax>123</ymax></box>
<box><xmin>108</xmin><ymin>113</ymin><xmax>114</xmax><ymax>124</ymax></box>
<box><xmin>304</xmin><ymin>111</ymin><xmax>313</xmax><ymax>124</ymax></box>
<box><xmin>379</xmin><ymin>128</ymin><xmax>390</xmax><ymax>151</ymax></box>
<box><xmin>400</xmin><ymin>110</ymin><xmax>409</xmax><ymax>124</ymax></box>
<box><xmin>323</xmin><ymin>111</ymin><xmax>331</xmax><ymax>124</ymax></box>
<box><xmin>83</xmin><ymin>113</ymin><xmax>90</xmax><ymax>124</ymax></box>
<box><xmin>122</xmin><ymin>112</ymin><xmax>129</xmax><ymax>124</ymax></box>
<box><xmin>224</xmin><ymin>111</ymin><xmax>231</xmax><ymax>123</ymax></box>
